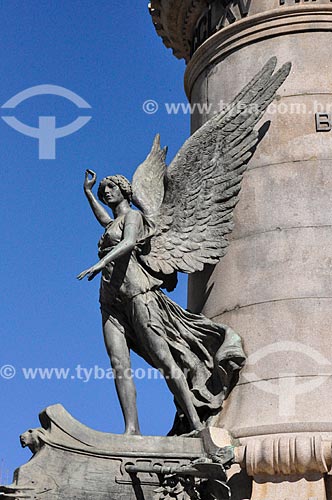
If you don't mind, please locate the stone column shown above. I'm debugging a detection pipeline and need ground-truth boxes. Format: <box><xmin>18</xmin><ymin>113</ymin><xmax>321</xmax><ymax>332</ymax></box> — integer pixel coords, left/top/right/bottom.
<box><xmin>150</xmin><ymin>1</ymin><xmax>332</xmax><ymax>498</ymax></box>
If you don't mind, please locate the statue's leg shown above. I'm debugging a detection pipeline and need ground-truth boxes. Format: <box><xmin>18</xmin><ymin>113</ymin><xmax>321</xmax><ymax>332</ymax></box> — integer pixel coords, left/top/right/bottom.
<box><xmin>103</xmin><ymin>317</ymin><xmax>141</xmax><ymax>435</ymax></box>
<box><xmin>132</xmin><ymin>297</ymin><xmax>203</xmax><ymax>432</ymax></box>
<box><xmin>147</xmin><ymin>333</ymin><xmax>203</xmax><ymax>431</ymax></box>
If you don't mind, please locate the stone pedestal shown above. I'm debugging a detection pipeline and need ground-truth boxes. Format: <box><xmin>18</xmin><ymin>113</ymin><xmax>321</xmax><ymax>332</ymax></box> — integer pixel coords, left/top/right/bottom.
<box><xmin>1</xmin><ymin>405</ymin><xmax>242</xmax><ymax>500</ymax></box>
<box><xmin>151</xmin><ymin>0</ymin><xmax>332</xmax><ymax>497</ymax></box>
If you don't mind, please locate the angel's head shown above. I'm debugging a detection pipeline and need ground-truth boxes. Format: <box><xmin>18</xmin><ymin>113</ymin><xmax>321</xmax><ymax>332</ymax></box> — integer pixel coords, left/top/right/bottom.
<box><xmin>98</xmin><ymin>175</ymin><xmax>133</xmax><ymax>206</ymax></box>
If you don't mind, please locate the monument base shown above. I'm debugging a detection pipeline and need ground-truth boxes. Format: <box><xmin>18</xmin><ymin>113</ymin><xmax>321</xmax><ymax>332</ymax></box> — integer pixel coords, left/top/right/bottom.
<box><xmin>4</xmin><ymin>405</ymin><xmax>332</xmax><ymax>498</ymax></box>
<box><xmin>0</xmin><ymin>405</ymin><xmax>234</xmax><ymax>500</ymax></box>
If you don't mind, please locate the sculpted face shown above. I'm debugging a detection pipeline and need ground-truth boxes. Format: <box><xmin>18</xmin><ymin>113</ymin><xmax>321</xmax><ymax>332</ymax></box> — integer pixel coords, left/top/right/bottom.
<box><xmin>103</xmin><ymin>181</ymin><xmax>125</xmax><ymax>206</ymax></box>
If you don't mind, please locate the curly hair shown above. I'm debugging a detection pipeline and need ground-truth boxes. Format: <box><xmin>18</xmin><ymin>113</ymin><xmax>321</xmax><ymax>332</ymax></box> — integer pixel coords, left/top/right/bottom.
<box><xmin>97</xmin><ymin>175</ymin><xmax>132</xmax><ymax>204</ymax></box>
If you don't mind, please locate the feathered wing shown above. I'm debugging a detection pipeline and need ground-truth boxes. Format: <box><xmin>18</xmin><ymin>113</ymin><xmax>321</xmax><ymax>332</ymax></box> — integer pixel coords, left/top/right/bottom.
<box><xmin>132</xmin><ymin>134</ymin><xmax>167</xmax><ymax>217</ymax></box>
<box><xmin>139</xmin><ymin>57</ymin><xmax>291</xmax><ymax>276</ymax></box>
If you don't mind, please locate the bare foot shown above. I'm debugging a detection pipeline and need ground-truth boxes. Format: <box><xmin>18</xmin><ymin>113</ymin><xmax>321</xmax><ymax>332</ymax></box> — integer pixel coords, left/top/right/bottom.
<box><xmin>182</xmin><ymin>422</ymin><xmax>205</xmax><ymax>438</ymax></box>
<box><xmin>124</xmin><ymin>427</ymin><xmax>141</xmax><ymax>436</ymax></box>
<box><xmin>181</xmin><ymin>429</ymin><xmax>202</xmax><ymax>438</ymax></box>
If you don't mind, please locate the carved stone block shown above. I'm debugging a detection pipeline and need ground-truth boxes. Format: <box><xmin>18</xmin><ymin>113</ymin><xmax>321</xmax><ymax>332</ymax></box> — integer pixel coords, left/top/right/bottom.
<box><xmin>0</xmin><ymin>406</ymin><xmax>233</xmax><ymax>500</ymax></box>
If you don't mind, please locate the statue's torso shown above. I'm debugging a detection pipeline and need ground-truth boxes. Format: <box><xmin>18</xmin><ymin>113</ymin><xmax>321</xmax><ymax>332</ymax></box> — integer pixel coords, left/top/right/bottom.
<box><xmin>98</xmin><ymin>211</ymin><xmax>161</xmax><ymax>305</ymax></box>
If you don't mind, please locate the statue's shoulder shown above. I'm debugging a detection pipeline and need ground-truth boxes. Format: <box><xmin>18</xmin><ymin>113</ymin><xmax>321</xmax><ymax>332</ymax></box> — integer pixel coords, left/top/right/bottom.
<box><xmin>125</xmin><ymin>209</ymin><xmax>143</xmax><ymax>224</ymax></box>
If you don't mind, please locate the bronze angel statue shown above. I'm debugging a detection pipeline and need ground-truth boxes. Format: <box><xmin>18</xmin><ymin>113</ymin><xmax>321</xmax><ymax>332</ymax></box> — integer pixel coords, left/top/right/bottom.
<box><xmin>77</xmin><ymin>58</ymin><xmax>291</xmax><ymax>435</ymax></box>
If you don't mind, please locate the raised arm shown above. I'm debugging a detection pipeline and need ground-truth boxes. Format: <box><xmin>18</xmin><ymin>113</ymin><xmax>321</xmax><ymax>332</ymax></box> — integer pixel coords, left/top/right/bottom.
<box><xmin>84</xmin><ymin>169</ymin><xmax>112</xmax><ymax>228</ymax></box>
<box><xmin>77</xmin><ymin>210</ymin><xmax>141</xmax><ymax>281</ymax></box>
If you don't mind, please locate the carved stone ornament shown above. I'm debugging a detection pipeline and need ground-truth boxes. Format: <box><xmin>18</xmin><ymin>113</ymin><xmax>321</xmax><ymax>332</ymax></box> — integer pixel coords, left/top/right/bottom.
<box><xmin>150</xmin><ymin>1</ymin><xmax>332</xmax><ymax>64</ymax></box>
<box><xmin>149</xmin><ymin>0</ymin><xmax>208</xmax><ymax>60</ymax></box>
<box><xmin>0</xmin><ymin>407</ymin><xmax>236</xmax><ymax>500</ymax></box>
<box><xmin>154</xmin><ymin>476</ymin><xmax>201</xmax><ymax>500</ymax></box>
<box><xmin>20</xmin><ymin>428</ymin><xmax>46</xmax><ymax>455</ymax></box>
<box><xmin>236</xmin><ymin>434</ymin><xmax>332</xmax><ymax>476</ymax></box>
<box><xmin>4</xmin><ymin>406</ymin><xmax>332</xmax><ymax>499</ymax></box>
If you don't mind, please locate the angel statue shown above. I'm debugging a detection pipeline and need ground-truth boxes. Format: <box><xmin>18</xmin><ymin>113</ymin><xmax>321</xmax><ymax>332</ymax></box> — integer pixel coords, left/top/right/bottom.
<box><xmin>77</xmin><ymin>57</ymin><xmax>291</xmax><ymax>436</ymax></box>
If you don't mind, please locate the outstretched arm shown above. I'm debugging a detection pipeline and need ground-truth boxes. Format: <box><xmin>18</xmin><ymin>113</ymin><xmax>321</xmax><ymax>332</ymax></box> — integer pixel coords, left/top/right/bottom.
<box><xmin>84</xmin><ymin>169</ymin><xmax>112</xmax><ymax>228</ymax></box>
<box><xmin>77</xmin><ymin>210</ymin><xmax>140</xmax><ymax>281</ymax></box>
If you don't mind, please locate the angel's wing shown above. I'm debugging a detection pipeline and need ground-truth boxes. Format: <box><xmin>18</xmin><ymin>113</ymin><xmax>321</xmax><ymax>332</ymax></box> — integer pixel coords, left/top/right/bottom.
<box><xmin>138</xmin><ymin>57</ymin><xmax>291</xmax><ymax>275</ymax></box>
<box><xmin>132</xmin><ymin>134</ymin><xmax>167</xmax><ymax>217</ymax></box>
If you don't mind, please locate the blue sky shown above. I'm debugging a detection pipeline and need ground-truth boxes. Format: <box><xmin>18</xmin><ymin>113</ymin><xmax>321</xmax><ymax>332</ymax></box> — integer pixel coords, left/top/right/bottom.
<box><xmin>0</xmin><ymin>0</ymin><xmax>190</xmax><ymax>479</ymax></box>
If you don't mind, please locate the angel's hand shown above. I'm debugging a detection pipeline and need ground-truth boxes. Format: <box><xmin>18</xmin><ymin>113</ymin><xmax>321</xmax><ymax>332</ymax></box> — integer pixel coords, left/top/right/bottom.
<box><xmin>77</xmin><ymin>264</ymin><xmax>103</xmax><ymax>281</ymax></box>
<box><xmin>84</xmin><ymin>169</ymin><xmax>97</xmax><ymax>192</ymax></box>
